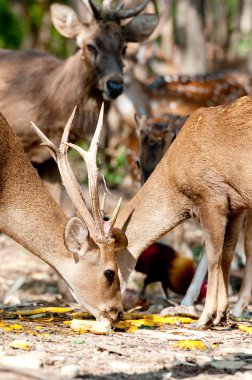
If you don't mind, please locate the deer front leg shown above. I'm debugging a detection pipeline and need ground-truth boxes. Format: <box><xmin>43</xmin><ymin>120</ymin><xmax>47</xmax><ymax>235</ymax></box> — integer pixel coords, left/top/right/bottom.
<box><xmin>195</xmin><ymin>202</ymin><xmax>227</xmax><ymax>329</ymax></box>
<box><xmin>232</xmin><ymin>210</ymin><xmax>252</xmax><ymax>317</ymax></box>
<box><xmin>213</xmin><ymin>212</ymin><xmax>244</xmax><ymax>326</ymax></box>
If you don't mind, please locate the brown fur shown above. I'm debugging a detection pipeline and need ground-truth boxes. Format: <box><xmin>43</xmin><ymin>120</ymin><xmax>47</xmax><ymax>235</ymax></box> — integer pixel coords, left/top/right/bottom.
<box><xmin>0</xmin><ymin>3</ymin><xmax>158</xmax><ymax>164</ymax></box>
<box><xmin>115</xmin><ymin>95</ymin><xmax>252</xmax><ymax>328</ymax></box>
<box><xmin>0</xmin><ymin>112</ymin><xmax>123</xmax><ymax>323</ymax></box>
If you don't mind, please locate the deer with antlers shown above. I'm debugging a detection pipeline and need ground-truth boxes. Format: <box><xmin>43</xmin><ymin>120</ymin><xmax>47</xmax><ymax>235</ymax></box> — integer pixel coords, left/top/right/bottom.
<box><xmin>0</xmin><ymin>106</ymin><xmax>128</xmax><ymax>324</ymax></box>
<box><xmin>0</xmin><ymin>0</ymin><xmax>158</xmax><ymax>205</ymax></box>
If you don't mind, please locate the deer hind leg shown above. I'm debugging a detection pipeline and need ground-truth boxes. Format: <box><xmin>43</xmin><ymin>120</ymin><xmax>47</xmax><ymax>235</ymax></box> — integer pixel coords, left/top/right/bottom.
<box><xmin>213</xmin><ymin>212</ymin><xmax>244</xmax><ymax>326</ymax></box>
<box><xmin>232</xmin><ymin>210</ymin><xmax>252</xmax><ymax>317</ymax></box>
<box><xmin>195</xmin><ymin>200</ymin><xmax>227</xmax><ymax>328</ymax></box>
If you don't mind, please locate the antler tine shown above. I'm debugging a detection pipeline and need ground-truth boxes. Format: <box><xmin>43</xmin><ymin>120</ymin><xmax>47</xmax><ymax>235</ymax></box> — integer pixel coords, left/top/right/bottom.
<box><xmin>67</xmin><ymin>103</ymin><xmax>105</xmax><ymax>240</ymax></box>
<box><xmin>86</xmin><ymin>0</ymin><xmax>101</xmax><ymax>19</ymax></box>
<box><xmin>105</xmin><ymin>197</ymin><xmax>122</xmax><ymax>231</ymax></box>
<box><xmin>31</xmin><ymin>111</ymin><xmax>99</xmax><ymax>241</ymax></box>
<box><xmin>103</xmin><ymin>0</ymin><xmax>149</xmax><ymax>20</ymax></box>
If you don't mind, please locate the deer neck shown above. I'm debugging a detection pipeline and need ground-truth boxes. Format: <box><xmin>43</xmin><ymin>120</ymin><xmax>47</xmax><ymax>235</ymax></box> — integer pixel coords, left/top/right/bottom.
<box><xmin>49</xmin><ymin>50</ymin><xmax>103</xmax><ymax>138</ymax></box>
<box><xmin>115</xmin><ymin>159</ymin><xmax>191</xmax><ymax>290</ymax></box>
<box><xmin>0</xmin><ymin>115</ymin><xmax>70</xmax><ymax>272</ymax></box>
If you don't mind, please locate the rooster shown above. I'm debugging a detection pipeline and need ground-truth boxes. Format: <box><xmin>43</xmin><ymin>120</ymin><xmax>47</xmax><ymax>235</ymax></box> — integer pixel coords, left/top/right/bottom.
<box><xmin>135</xmin><ymin>242</ymin><xmax>207</xmax><ymax>302</ymax></box>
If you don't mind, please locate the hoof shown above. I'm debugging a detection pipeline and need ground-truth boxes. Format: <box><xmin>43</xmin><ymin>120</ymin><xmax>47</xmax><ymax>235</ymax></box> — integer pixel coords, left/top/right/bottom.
<box><xmin>213</xmin><ymin>310</ymin><xmax>229</xmax><ymax>326</ymax></box>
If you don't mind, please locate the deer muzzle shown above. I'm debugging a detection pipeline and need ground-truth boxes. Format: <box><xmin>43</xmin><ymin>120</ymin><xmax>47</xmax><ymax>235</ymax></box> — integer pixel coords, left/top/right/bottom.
<box><xmin>100</xmin><ymin>75</ymin><xmax>124</xmax><ymax>100</ymax></box>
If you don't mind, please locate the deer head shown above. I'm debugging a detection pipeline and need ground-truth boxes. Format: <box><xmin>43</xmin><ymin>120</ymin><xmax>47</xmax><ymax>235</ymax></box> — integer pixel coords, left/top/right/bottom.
<box><xmin>31</xmin><ymin>104</ymin><xmax>127</xmax><ymax>323</ymax></box>
<box><xmin>50</xmin><ymin>0</ymin><xmax>158</xmax><ymax>101</ymax></box>
<box><xmin>135</xmin><ymin>113</ymin><xmax>188</xmax><ymax>183</ymax></box>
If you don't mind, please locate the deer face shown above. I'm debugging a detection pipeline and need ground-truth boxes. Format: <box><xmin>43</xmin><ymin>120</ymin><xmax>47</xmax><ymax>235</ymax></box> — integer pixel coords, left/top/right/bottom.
<box><xmin>63</xmin><ymin>218</ymin><xmax>127</xmax><ymax>323</ymax></box>
<box><xmin>51</xmin><ymin>1</ymin><xmax>158</xmax><ymax>101</ymax></box>
<box><xmin>32</xmin><ymin>104</ymin><xmax>128</xmax><ymax>324</ymax></box>
<box><xmin>135</xmin><ymin>114</ymin><xmax>184</xmax><ymax>183</ymax></box>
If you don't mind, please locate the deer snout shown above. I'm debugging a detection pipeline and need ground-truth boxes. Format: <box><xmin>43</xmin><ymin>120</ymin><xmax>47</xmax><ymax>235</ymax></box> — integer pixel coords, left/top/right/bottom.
<box><xmin>99</xmin><ymin>307</ymin><xmax>123</xmax><ymax>324</ymax></box>
<box><xmin>103</xmin><ymin>75</ymin><xmax>124</xmax><ymax>99</ymax></box>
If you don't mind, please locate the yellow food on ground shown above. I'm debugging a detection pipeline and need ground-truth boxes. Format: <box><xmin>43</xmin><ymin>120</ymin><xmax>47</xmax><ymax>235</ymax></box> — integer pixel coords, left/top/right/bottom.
<box><xmin>173</xmin><ymin>340</ymin><xmax>207</xmax><ymax>350</ymax></box>
<box><xmin>70</xmin><ymin>319</ymin><xmax>112</xmax><ymax>335</ymax></box>
<box><xmin>238</xmin><ymin>325</ymin><xmax>252</xmax><ymax>334</ymax></box>
<box><xmin>10</xmin><ymin>340</ymin><xmax>32</xmax><ymax>351</ymax></box>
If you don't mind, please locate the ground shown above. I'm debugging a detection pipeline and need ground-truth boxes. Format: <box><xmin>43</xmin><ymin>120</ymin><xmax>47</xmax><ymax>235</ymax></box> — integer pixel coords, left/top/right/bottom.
<box><xmin>0</xmin><ymin>234</ymin><xmax>252</xmax><ymax>380</ymax></box>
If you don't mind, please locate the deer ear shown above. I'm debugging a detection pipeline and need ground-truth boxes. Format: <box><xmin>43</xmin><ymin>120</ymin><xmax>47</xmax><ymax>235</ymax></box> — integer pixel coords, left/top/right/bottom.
<box><xmin>134</xmin><ymin>113</ymin><xmax>147</xmax><ymax>134</ymax></box>
<box><xmin>64</xmin><ymin>217</ymin><xmax>89</xmax><ymax>263</ymax></box>
<box><xmin>111</xmin><ymin>228</ymin><xmax>128</xmax><ymax>251</ymax></box>
<box><xmin>122</xmin><ymin>14</ymin><xmax>159</xmax><ymax>42</ymax></box>
<box><xmin>50</xmin><ymin>4</ymin><xmax>89</xmax><ymax>42</ymax></box>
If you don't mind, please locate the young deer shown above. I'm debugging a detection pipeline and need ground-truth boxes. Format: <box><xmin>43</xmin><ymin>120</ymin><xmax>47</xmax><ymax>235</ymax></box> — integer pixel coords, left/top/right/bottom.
<box><xmin>0</xmin><ymin>0</ymin><xmax>158</xmax><ymax>202</ymax></box>
<box><xmin>115</xmin><ymin>95</ymin><xmax>252</xmax><ymax>328</ymax></box>
<box><xmin>135</xmin><ymin>113</ymin><xmax>188</xmax><ymax>183</ymax></box>
<box><xmin>0</xmin><ymin>107</ymin><xmax>127</xmax><ymax>324</ymax></box>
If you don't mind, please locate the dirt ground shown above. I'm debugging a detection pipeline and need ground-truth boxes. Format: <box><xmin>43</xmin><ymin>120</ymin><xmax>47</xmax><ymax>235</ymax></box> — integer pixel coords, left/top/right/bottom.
<box><xmin>0</xmin><ymin>233</ymin><xmax>252</xmax><ymax>380</ymax></box>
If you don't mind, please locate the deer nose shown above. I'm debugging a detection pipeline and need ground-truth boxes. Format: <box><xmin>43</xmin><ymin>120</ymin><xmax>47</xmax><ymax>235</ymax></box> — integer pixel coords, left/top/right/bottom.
<box><xmin>106</xmin><ymin>79</ymin><xmax>124</xmax><ymax>98</ymax></box>
<box><xmin>117</xmin><ymin>311</ymin><xmax>123</xmax><ymax>321</ymax></box>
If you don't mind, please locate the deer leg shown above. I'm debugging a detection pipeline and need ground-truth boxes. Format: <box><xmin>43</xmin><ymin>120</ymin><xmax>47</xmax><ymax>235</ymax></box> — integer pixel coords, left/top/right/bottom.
<box><xmin>195</xmin><ymin>201</ymin><xmax>227</xmax><ymax>328</ymax></box>
<box><xmin>232</xmin><ymin>210</ymin><xmax>252</xmax><ymax>317</ymax></box>
<box><xmin>213</xmin><ymin>212</ymin><xmax>244</xmax><ymax>326</ymax></box>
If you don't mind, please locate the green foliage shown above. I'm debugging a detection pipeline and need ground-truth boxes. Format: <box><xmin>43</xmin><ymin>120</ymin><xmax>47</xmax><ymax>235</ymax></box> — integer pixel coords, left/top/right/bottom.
<box><xmin>69</xmin><ymin>141</ymin><xmax>127</xmax><ymax>188</ymax></box>
<box><xmin>0</xmin><ymin>0</ymin><xmax>24</xmax><ymax>48</ymax></box>
<box><xmin>236</xmin><ymin>35</ymin><xmax>252</xmax><ymax>57</ymax></box>
<box><xmin>102</xmin><ymin>144</ymin><xmax>127</xmax><ymax>188</ymax></box>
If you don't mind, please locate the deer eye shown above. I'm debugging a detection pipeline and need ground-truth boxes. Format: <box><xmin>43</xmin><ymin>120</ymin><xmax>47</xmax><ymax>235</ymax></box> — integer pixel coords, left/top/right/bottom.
<box><xmin>104</xmin><ymin>269</ymin><xmax>115</xmax><ymax>285</ymax></box>
<box><xmin>87</xmin><ymin>43</ymin><xmax>98</xmax><ymax>56</ymax></box>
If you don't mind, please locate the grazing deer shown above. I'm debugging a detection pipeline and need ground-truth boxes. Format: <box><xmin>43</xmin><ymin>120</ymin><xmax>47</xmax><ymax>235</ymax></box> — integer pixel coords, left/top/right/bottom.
<box><xmin>135</xmin><ymin>113</ymin><xmax>252</xmax><ymax>317</ymax></box>
<box><xmin>114</xmin><ymin>95</ymin><xmax>252</xmax><ymax>328</ymax></box>
<box><xmin>0</xmin><ymin>0</ymin><xmax>158</xmax><ymax>203</ymax></box>
<box><xmin>0</xmin><ymin>107</ymin><xmax>128</xmax><ymax>324</ymax></box>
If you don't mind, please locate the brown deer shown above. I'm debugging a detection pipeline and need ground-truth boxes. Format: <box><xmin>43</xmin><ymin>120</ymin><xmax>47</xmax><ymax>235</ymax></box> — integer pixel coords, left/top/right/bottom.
<box><xmin>148</xmin><ymin>72</ymin><xmax>248</xmax><ymax>116</ymax></box>
<box><xmin>114</xmin><ymin>95</ymin><xmax>252</xmax><ymax>328</ymax></box>
<box><xmin>0</xmin><ymin>0</ymin><xmax>158</xmax><ymax>203</ymax></box>
<box><xmin>134</xmin><ymin>113</ymin><xmax>252</xmax><ymax>317</ymax></box>
<box><xmin>0</xmin><ymin>107</ymin><xmax>128</xmax><ymax>324</ymax></box>
<box><xmin>135</xmin><ymin>113</ymin><xmax>188</xmax><ymax>183</ymax></box>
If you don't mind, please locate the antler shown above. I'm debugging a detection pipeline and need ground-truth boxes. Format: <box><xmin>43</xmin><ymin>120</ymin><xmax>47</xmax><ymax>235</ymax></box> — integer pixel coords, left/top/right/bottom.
<box><xmin>31</xmin><ymin>104</ymin><xmax>121</xmax><ymax>243</ymax></box>
<box><xmin>85</xmin><ymin>0</ymin><xmax>149</xmax><ymax>21</ymax></box>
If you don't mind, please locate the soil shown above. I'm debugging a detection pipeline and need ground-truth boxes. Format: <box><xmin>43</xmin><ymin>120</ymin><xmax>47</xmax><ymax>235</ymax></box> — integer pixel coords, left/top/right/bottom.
<box><xmin>0</xmin><ymin>233</ymin><xmax>251</xmax><ymax>380</ymax></box>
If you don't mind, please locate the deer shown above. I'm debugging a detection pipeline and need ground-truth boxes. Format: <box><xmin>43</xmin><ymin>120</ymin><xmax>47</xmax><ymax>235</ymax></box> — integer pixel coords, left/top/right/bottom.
<box><xmin>134</xmin><ymin>112</ymin><xmax>252</xmax><ymax>318</ymax></box>
<box><xmin>0</xmin><ymin>106</ymin><xmax>130</xmax><ymax>324</ymax></box>
<box><xmin>112</xmin><ymin>95</ymin><xmax>252</xmax><ymax>328</ymax></box>
<box><xmin>0</xmin><ymin>0</ymin><xmax>158</xmax><ymax>204</ymax></box>
<box><xmin>134</xmin><ymin>113</ymin><xmax>188</xmax><ymax>183</ymax></box>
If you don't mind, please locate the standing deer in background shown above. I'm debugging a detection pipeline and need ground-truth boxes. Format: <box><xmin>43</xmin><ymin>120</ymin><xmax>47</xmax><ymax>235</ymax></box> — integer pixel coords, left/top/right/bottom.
<box><xmin>0</xmin><ymin>107</ymin><xmax>128</xmax><ymax>324</ymax></box>
<box><xmin>135</xmin><ymin>113</ymin><xmax>188</xmax><ymax>183</ymax></box>
<box><xmin>0</xmin><ymin>0</ymin><xmax>158</xmax><ymax>203</ymax></box>
<box><xmin>114</xmin><ymin>96</ymin><xmax>252</xmax><ymax>328</ymax></box>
